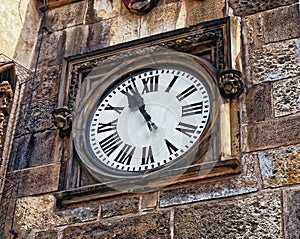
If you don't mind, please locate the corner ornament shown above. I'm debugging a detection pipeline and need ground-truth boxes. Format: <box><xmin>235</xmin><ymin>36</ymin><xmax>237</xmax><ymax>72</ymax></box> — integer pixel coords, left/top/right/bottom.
<box><xmin>219</xmin><ymin>69</ymin><xmax>244</xmax><ymax>99</ymax></box>
<box><xmin>51</xmin><ymin>106</ymin><xmax>72</xmax><ymax>137</ymax></box>
<box><xmin>122</xmin><ymin>0</ymin><xmax>159</xmax><ymax>15</ymax></box>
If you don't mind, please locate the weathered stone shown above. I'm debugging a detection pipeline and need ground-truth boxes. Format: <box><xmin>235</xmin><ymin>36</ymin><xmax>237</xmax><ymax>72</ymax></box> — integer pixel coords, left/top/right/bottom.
<box><xmin>6</xmin><ymin>163</ymin><xmax>60</xmax><ymax>197</ymax></box>
<box><xmin>101</xmin><ymin>197</ymin><xmax>139</xmax><ymax>218</ymax></box>
<box><xmin>9</xmin><ymin>130</ymin><xmax>58</xmax><ymax>170</ymax></box>
<box><xmin>243</xmin><ymin>82</ymin><xmax>273</xmax><ymax>123</ymax></box>
<box><xmin>160</xmin><ymin>154</ymin><xmax>258</xmax><ymax>207</ymax></box>
<box><xmin>94</xmin><ymin>0</ymin><xmax>121</xmax><ymax>20</ymax></box>
<box><xmin>249</xmin><ymin>38</ymin><xmax>300</xmax><ymax>84</ymax></box>
<box><xmin>141</xmin><ymin>191</ymin><xmax>158</xmax><ymax>210</ymax></box>
<box><xmin>229</xmin><ymin>0</ymin><xmax>298</xmax><ymax>16</ymax></box>
<box><xmin>283</xmin><ymin>188</ymin><xmax>300</xmax><ymax>239</ymax></box>
<box><xmin>273</xmin><ymin>77</ymin><xmax>300</xmax><ymax>117</ymax></box>
<box><xmin>243</xmin><ymin>13</ymin><xmax>264</xmax><ymax>49</ymax></box>
<box><xmin>10</xmin><ymin>195</ymin><xmax>65</xmax><ymax>238</ymax></box>
<box><xmin>35</xmin><ymin>230</ymin><xmax>58</xmax><ymax>239</ymax></box>
<box><xmin>174</xmin><ymin>192</ymin><xmax>282</xmax><ymax>239</ymax></box>
<box><xmin>35</xmin><ymin>30</ymin><xmax>66</xmax><ymax>66</ymax></box>
<box><xmin>46</xmin><ymin>1</ymin><xmax>86</xmax><ymax>31</ymax></box>
<box><xmin>110</xmin><ymin>15</ymin><xmax>140</xmax><ymax>45</ymax></box>
<box><xmin>56</xmin><ymin>204</ymin><xmax>99</xmax><ymax>224</ymax></box>
<box><xmin>258</xmin><ymin>145</ymin><xmax>300</xmax><ymax>188</ymax></box>
<box><xmin>63</xmin><ymin>211</ymin><xmax>171</xmax><ymax>238</ymax></box>
<box><xmin>140</xmin><ymin>2</ymin><xmax>181</xmax><ymax>37</ymax></box>
<box><xmin>64</xmin><ymin>20</ymin><xmax>111</xmax><ymax>56</ymax></box>
<box><xmin>263</xmin><ymin>4</ymin><xmax>300</xmax><ymax>43</ymax></box>
<box><xmin>242</xmin><ymin>115</ymin><xmax>300</xmax><ymax>152</ymax></box>
<box><xmin>185</xmin><ymin>0</ymin><xmax>225</xmax><ymax>27</ymax></box>
<box><xmin>14</xmin><ymin>99</ymin><xmax>57</xmax><ymax>135</ymax></box>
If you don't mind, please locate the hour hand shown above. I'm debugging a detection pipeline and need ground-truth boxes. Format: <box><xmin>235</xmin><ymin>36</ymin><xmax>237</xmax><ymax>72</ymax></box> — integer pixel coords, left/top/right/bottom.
<box><xmin>127</xmin><ymin>91</ymin><xmax>144</xmax><ymax>109</ymax></box>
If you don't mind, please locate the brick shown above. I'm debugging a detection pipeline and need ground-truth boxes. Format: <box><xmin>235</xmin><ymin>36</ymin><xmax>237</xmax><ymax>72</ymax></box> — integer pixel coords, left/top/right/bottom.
<box><xmin>243</xmin><ymin>115</ymin><xmax>300</xmax><ymax>152</ymax></box>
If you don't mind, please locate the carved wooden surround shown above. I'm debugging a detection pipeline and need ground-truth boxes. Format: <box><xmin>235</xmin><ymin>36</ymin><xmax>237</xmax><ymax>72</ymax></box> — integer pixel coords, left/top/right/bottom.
<box><xmin>55</xmin><ymin>17</ymin><xmax>243</xmax><ymax>207</ymax></box>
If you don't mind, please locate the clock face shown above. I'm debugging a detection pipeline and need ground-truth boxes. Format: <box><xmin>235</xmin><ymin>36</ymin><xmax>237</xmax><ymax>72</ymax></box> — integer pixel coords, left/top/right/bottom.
<box><xmin>88</xmin><ymin>68</ymin><xmax>211</xmax><ymax>173</ymax></box>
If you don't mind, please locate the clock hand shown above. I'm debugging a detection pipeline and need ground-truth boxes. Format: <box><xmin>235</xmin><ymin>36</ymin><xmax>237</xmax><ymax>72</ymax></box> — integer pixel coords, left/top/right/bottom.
<box><xmin>138</xmin><ymin>104</ymin><xmax>158</xmax><ymax>132</ymax></box>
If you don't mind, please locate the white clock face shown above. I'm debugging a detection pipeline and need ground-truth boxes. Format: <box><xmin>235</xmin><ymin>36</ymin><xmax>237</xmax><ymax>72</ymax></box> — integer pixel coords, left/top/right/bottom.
<box><xmin>88</xmin><ymin>68</ymin><xmax>211</xmax><ymax>173</ymax></box>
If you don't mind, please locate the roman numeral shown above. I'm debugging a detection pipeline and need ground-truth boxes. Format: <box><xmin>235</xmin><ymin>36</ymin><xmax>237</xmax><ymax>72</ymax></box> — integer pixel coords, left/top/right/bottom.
<box><xmin>97</xmin><ymin>119</ymin><xmax>118</xmax><ymax>133</ymax></box>
<box><xmin>165</xmin><ymin>139</ymin><xmax>178</xmax><ymax>155</ymax></box>
<box><xmin>115</xmin><ymin>144</ymin><xmax>136</xmax><ymax>165</ymax></box>
<box><xmin>176</xmin><ymin>122</ymin><xmax>197</xmax><ymax>137</ymax></box>
<box><xmin>165</xmin><ymin>75</ymin><xmax>178</xmax><ymax>93</ymax></box>
<box><xmin>99</xmin><ymin>131</ymin><xmax>122</xmax><ymax>157</ymax></box>
<box><xmin>142</xmin><ymin>75</ymin><xmax>159</xmax><ymax>94</ymax></box>
<box><xmin>176</xmin><ymin>85</ymin><xmax>197</xmax><ymax>102</ymax></box>
<box><xmin>141</xmin><ymin>146</ymin><xmax>154</xmax><ymax>165</ymax></box>
<box><xmin>182</xmin><ymin>102</ymin><xmax>203</xmax><ymax>117</ymax></box>
<box><xmin>105</xmin><ymin>104</ymin><xmax>124</xmax><ymax>114</ymax></box>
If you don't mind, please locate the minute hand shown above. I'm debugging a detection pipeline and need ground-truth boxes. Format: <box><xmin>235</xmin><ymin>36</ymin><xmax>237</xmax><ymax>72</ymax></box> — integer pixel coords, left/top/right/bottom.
<box><xmin>139</xmin><ymin>104</ymin><xmax>158</xmax><ymax>131</ymax></box>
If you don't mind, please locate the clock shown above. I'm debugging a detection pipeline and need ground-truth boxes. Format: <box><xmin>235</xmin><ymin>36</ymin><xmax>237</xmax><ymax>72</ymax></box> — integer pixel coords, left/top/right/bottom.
<box><xmin>73</xmin><ymin>49</ymin><xmax>219</xmax><ymax>183</ymax></box>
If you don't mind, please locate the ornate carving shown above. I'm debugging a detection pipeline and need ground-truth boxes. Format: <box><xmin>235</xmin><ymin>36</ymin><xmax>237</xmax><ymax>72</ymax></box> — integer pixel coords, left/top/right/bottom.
<box><xmin>51</xmin><ymin>107</ymin><xmax>72</xmax><ymax>137</ymax></box>
<box><xmin>0</xmin><ymin>81</ymin><xmax>13</xmax><ymax>150</ymax></box>
<box><xmin>122</xmin><ymin>0</ymin><xmax>159</xmax><ymax>15</ymax></box>
<box><xmin>219</xmin><ymin>70</ymin><xmax>244</xmax><ymax>98</ymax></box>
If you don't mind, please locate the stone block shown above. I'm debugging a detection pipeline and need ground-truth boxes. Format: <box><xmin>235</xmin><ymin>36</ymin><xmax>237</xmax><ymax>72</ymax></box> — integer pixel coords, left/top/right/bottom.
<box><xmin>56</xmin><ymin>204</ymin><xmax>99</xmax><ymax>224</ymax></box>
<box><xmin>249</xmin><ymin>38</ymin><xmax>300</xmax><ymax>84</ymax></box>
<box><xmin>229</xmin><ymin>0</ymin><xmax>298</xmax><ymax>16</ymax></box>
<box><xmin>10</xmin><ymin>195</ymin><xmax>64</xmax><ymax>238</ymax></box>
<box><xmin>273</xmin><ymin>77</ymin><xmax>300</xmax><ymax>117</ymax></box>
<box><xmin>62</xmin><ymin>211</ymin><xmax>171</xmax><ymax>238</ymax></box>
<box><xmin>263</xmin><ymin>4</ymin><xmax>300</xmax><ymax>43</ymax></box>
<box><xmin>14</xmin><ymin>99</ymin><xmax>57</xmax><ymax>135</ymax></box>
<box><xmin>258</xmin><ymin>145</ymin><xmax>300</xmax><ymax>188</ymax></box>
<box><xmin>174</xmin><ymin>192</ymin><xmax>282</xmax><ymax>238</ymax></box>
<box><xmin>243</xmin><ymin>82</ymin><xmax>273</xmax><ymax>123</ymax></box>
<box><xmin>244</xmin><ymin>13</ymin><xmax>264</xmax><ymax>48</ymax></box>
<box><xmin>35</xmin><ymin>230</ymin><xmax>58</xmax><ymax>239</ymax></box>
<box><xmin>101</xmin><ymin>197</ymin><xmax>140</xmax><ymax>218</ymax></box>
<box><xmin>283</xmin><ymin>188</ymin><xmax>300</xmax><ymax>239</ymax></box>
<box><xmin>185</xmin><ymin>0</ymin><xmax>225</xmax><ymax>27</ymax></box>
<box><xmin>64</xmin><ymin>20</ymin><xmax>111</xmax><ymax>57</ymax></box>
<box><xmin>110</xmin><ymin>15</ymin><xmax>140</xmax><ymax>45</ymax></box>
<box><xmin>140</xmin><ymin>2</ymin><xmax>182</xmax><ymax>37</ymax></box>
<box><xmin>94</xmin><ymin>0</ymin><xmax>121</xmax><ymax>20</ymax></box>
<box><xmin>141</xmin><ymin>191</ymin><xmax>158</xmax><ymax>210</ymax></box>
<box><xmin>6</xmin><ymin>163</ymin><xmax>60</xmax><ymax>197</ymax></box>
<box><xmin>35</xmin><ymin>30</ymin><xmax>66</xmax><ymax>66</ymax></box>
<box><xmin>46</xmin><ymin>1</ymin><xmax>86</xmax><ymax>31</ymax></box>
<box><xmin>9</xmin><ymin>130</ymin><xmax>58</xmax><ymax>170</ymax></box>
<box><xmin>242</xmin><ymin>115</ymin><xmax>300</xmax><ymax>152</ymax></box>
<box><xmin>160</xmin><ymin>154</ymin><xmax>258</xmax><ymax>207</ymax></box>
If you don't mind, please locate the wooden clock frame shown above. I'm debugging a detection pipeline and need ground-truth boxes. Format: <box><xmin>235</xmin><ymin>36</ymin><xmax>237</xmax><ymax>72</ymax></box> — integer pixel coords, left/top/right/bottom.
<box><xmin>54</xmin><ymin>17</ymin><xmax>242</xmax><ymax>207</ymax></box>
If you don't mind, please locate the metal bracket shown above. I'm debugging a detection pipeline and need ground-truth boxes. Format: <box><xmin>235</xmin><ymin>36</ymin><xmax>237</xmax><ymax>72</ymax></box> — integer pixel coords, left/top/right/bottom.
<box><xmin>51</xmin><ymin>106</ymin><xmax>72</xmax><ymax>137</ymax></box>
<box><xmin>219</xmin><ymin>69</ymin><xmax>244</xmax><ymax>99</ymax></box>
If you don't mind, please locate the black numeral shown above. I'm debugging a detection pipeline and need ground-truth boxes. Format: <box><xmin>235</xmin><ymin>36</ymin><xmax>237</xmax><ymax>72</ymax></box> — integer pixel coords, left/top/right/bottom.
<box><xmin>105</xmin><ymin>104</ymin><xmax>124</xmax><ymax>114</ymax></box>
<box><xmin>176</xmin><ymin>85</ymin><xmax>197</xmax><ymax>102</ymax></box>
<box><xmin>182</xmin><ymin>102</ymin><xmax>203</xmax><ymax>117</ymax></box>
<box><xmin>99</xmin><ymin>132</ymin><xmax>122</xmax><ymax>157</ymax></box>
<box><xmin>165</xmin><ymin>75</ymin><xmax>178</xmax><ymax>93</ymax></box>
<box><xmin>141</xmin><ymin>146</ymin><xmax>154</xmax><ymax>165</ymax></box>
<box><xmin>115</xmin><ymin>144</ymin><xmax>136</xmax><ymax>165</ymax></box>
<box><xmin>165</xmin><ymin>139</ymin><xmax>178</xmax><ymax>155</ymax></box>
<box><xmin>176</xmin><ymin>122</ymin><xmax>197</xmax><ymax>137</ymax></box>
<box><xmin>97</xmin><ymin>119</ymin><xmax>118</xmax><ymax>133</ymax></box>
<box><xmin>142</xmin><ymin>75</ymin><xmax>159</xmax><ymax>94</ymax></box>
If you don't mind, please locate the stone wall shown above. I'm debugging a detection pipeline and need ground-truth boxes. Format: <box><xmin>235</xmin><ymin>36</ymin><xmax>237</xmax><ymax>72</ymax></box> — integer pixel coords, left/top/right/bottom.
<box><xmin>2</xmin><ymin>0</ymin><xmax>300</xmax><ymax>238</ymax></box>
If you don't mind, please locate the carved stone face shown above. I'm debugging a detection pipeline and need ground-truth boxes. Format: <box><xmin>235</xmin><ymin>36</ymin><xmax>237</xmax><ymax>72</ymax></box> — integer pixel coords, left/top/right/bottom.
<box><xmin>122</xmin><ymin>0</ymin><xmax>159</xmax><ymax>15</ymax></box>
